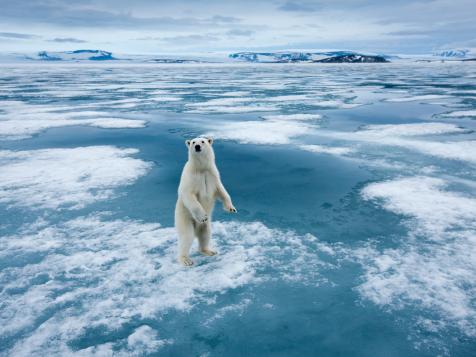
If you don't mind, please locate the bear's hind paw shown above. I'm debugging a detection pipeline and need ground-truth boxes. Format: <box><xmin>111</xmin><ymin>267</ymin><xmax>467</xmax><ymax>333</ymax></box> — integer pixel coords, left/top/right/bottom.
<box><xmin>200</xmin><ymin>249</ymin><xmax>217</xmax><ymax>256</ymax></box>
<box><xmin>178</xmin><ymin>256</ymin><xmax>194</xmax><ymax>266</ymax></box>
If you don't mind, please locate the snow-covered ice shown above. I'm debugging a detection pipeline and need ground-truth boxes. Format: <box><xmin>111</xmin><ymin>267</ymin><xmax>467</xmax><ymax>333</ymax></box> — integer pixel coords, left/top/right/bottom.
<box><xmin>1</xmin><ymin>62</ymin><xmax>476</xmax><ymax>356</ymax></box>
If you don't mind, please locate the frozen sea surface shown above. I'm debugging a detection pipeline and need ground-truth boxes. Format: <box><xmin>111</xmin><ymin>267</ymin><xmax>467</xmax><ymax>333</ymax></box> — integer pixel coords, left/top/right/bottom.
<box><xmin>0</xmin><ymin>62</ymin><xmax>476</xmax><ymax>356</ymax></box>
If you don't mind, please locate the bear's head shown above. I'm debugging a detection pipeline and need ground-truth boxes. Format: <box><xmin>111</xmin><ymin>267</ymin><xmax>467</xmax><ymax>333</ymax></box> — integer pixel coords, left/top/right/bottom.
<box><xmin>185</xmin><ymin>137</ymin><xmax>215</xmax><ymax>167</ymax></box>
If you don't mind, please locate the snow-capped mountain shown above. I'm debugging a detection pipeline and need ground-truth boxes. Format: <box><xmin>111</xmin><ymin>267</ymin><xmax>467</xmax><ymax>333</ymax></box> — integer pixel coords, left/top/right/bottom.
<box><xmin>433</xmin><ymin>49</ymin><xmax>476</xmax><ymax>59</ymax></box>
<box><xmin>228</xmin><ymin>51</ymin><xmax>389</xmax><ymax>63</ymax></box>
<box><xmin>315</xmin><ymin>54</ymin><xmax>388</xmax><ymax>63</ymax></box>
<box><xmin>34</xmin><ymin>50</ymin><xmax>116</xmax><ymax>61</ymax></box>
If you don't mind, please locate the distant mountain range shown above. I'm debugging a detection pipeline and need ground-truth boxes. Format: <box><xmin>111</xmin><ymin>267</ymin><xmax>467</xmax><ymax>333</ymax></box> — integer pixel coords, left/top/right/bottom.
<box><xmin>432</xmin><ymin>48</ymin><xmax>476</xmax><ymax>59</ymax></box>
<box><xmin>433</xmin><ymin>49</ymin><xmax>471</xmax><ymax>58</ymax></box>
<box><xmin>33</xmin><ymin>50</ymin><xmax>116</xmax><ymax>61</ymax></box>
<box><xmin>228</xmin><ymin>51</ymin><xmax>389</xmax><ymax>63</ymax></box>
<box><xmin>1</xmin><ymin>48</ymin><xmax>475</xmax><ymax>63</ymax></box>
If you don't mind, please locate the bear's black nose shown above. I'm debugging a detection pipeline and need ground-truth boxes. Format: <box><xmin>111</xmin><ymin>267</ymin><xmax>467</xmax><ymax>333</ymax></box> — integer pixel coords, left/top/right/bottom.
<box><xmin>195</xmin><ymin>144</ymin><xmax>201</xmax><ymax>152</ymax></box>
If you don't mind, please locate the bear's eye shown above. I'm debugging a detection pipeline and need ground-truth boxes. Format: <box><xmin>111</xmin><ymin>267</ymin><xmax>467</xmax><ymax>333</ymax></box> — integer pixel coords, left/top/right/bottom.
<box><xmin>201</xmin><ymin>140</ymin><xmax>204</xmax><ymax>144</ymax></box>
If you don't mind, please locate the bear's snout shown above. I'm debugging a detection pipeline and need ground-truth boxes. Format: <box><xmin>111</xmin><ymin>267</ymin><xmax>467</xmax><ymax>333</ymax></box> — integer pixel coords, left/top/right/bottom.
<box><xmin>194</xmin><ymin>144</ymin><xmax>201</xmax><ymax>152</ymax></box>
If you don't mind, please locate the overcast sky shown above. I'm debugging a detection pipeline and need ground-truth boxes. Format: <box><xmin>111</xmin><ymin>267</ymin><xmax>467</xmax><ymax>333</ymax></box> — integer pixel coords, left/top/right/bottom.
<box><xmin>0</xmin><ymin>0</ymin><xmax>475</xmax><ymax>55</ymax></box>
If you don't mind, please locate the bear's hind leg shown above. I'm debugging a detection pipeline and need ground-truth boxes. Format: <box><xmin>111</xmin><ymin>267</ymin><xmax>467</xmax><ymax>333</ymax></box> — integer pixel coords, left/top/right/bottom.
<box><xmin>197</xmin><ymin>222</ymin><xmax>217</xmax><ymax>256</ymax></box>
<box><xmin>177</xmin><ymin>219</ymin><xmax>195</xmax><ymax>266</ymax></box>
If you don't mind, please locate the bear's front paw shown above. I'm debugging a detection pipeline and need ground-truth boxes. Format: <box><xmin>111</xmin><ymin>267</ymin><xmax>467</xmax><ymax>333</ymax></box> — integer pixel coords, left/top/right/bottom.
<box><xmin>178</xmin><ymin>255</ymin><xmax>194</xmax><ymax>266</ymax></box>
<box><xmin>200</xmin><ymin>249</ymin><xmax>217</xmax><ymax>256</ymax></box>
<box><xmin>194</xmin><ymin>212</ymin><xmax>208</xmax><ymax>224</ymax></box>
<box><xmin>224</xmin><ymin>202</ymin><xmax>237</xmax><ymax>213</ymax></box>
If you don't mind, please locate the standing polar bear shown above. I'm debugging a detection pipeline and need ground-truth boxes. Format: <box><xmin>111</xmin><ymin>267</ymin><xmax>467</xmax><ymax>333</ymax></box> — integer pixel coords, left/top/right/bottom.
<box><xmin>175</xmin><ymin>137</ymin><xmax>236</xmax><ymax>266</ymax></box>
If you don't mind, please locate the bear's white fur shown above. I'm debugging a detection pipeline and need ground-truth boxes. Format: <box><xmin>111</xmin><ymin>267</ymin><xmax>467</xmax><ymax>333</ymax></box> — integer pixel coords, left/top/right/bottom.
<box><xmin>175</xmin><ymin>137</ymin><xmax>236</xmax><ymax>266</ymax></box>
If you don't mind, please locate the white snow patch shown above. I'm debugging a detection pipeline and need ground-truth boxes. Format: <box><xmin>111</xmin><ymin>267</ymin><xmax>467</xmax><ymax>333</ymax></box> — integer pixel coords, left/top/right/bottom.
<box><xmin>325</xmin><ymin>123</ymin><xmax>476</xmax><ymax>163</ymax></box>
<box><xmin>206</xmin><ymin>119</ymin><xmax>312</xmax><ymax>145</ymax></box>
<box><xmin>0</xmin><ymin>146</ymin><xmax>152</xmax><ymax>209</ymax></box>
<box><xmin>87</xmin><ymin>118</ymin><xmax>146</xmax><ymax>129</ymax></box>
<box><xmin>187</xmin><ymin>97</ymin><xmax>255</xmax><ymax>107</ymax></box>
<box><xmin>300</xmin><ymin>144</ymin><xmax>354</xmax><ymax>156</ymax></box>
<box><xmin>386</xmin><ymin>94</ymin><xmax>450</xmax><ymax>102</ymax></box>
<box><xmin>149</xmin><ymin>96</ymin><xmax>183</xmax><ymax>102</ymax></box>
<box><xmin>441</xmin><ymin>110</ymin><xmax>476</xmax><ymax>118</ymax></box>
<box><xmin>362</xmin><ymin>176</ymin><xmax>476</xmax><ymax>237</ymax></box>
<box><xmin>261</xmin><ymin>114</ymin><xmax>322</xmax><ymax>121</ymax></box>
<box><xmin>0</xmin><ymin>216</ymin><xmax>332</xmax><ymax>355</ymax></box>
<box><xmin>0</xmin><ymin>118</ymin><xmax>146</xmax><ymax>139</ymax></box>
<box><xmin>221</xmin><ymin>91</ymin><xmax>251</xmax><ymax>97</ymax></box>
<box><xmin>309</xmin><ymin>100</ymin><xmax>362</xmax><ymax>109</ymax></box>
<box><xmin>264</xmin><ymin>94</ymin><xmax>310</xmax><ymax>102</ymax></box>
<box><xmin>358</xmin><ymin>176</ymin><xmax>476</xmax><ymax>337</ymax></box>
<box><xmin>0</xmin><ymin>101</ymin><xmax>146</xmax><ymax>139</ymax></box>
<box><xmin>358</xmin><ymin>123</ymin><xmax>467</xmax><ymax>137</ymax></box>
<box><xmin>189</xmin><ymin>105</ymin><xmax>278</xmax><ymax>114</ymax></box>
<box><xmin>127</xmin><ymin>326</ymin><xmax>171</xmax><ymax>354</ymax></box>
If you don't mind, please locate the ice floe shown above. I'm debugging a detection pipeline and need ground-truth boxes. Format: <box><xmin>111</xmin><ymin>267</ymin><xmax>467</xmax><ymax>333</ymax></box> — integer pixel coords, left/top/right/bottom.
<box><xmin>326</xmin><ymin>123</ymin><xmax>476</xmax><ymax>163</ymax></box>
<box><xmin>0</xmin><ymin>146</ymin><xmax>152</xmax><ymax>209</ymax></box>
<box><xmin>261</xmin><ymin>114</ymin><xmax>322</xmax><ymax>121</ymax></box>
<box><xmin>357</xmin><ymin>123</ymin><xmax>468</xmax><ymax>137</ymax></box>
<box><xmin>386</xmin><ymin>94</ymin><xmax>450</xmax><ymax>102</ymax></box>
<box><xmin>441</xmin><ymin>109</ymin><xmax>476</xmax><ymax>117</ymax></box>
<box><xmin>358</xmin><ymin>176</ymin><xmax>476</xmax><ymax>337</ymax></box>
<box><xmin>0</xmin><ymin>118</ymin><xmax>146</xmax><ymax>140</ymax></box>
<box><xmin>0</xmin><ymin>101</ymin><xmax>147</xmax><ymax>139</ymax></box>
<box><xmin>188</xmin><ymin>104</ymin><xmax>278</xmax><ymax>114</ymax></box>
<box><xmin>299</xmin><ymin>144</ymin><xmax>354</xmax><ymax>156</ymax></box>
<box><xmin>0</xmin><ymin>215</ymin><xmax>332</xmax><ymax>355</ymax></box>
<box><xmin>206</xmin><ymin>119</ymin><xmax>312</xmax><ymax>144</ymax></box>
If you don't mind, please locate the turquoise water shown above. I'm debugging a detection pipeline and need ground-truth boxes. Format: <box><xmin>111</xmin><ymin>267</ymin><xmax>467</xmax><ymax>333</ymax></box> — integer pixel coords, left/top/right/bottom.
<box><xmin>0</xmin><ymin>63</ymin><xmax>475</xmax><ymax>356</ymax></box>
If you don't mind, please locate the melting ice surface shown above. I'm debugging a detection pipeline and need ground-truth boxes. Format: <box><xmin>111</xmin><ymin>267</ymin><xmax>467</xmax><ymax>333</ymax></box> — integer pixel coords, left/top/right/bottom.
<box><xmin>0</xmin><ymin>62</ymin><xmax>475</xmax><ymax>356</ymax></box>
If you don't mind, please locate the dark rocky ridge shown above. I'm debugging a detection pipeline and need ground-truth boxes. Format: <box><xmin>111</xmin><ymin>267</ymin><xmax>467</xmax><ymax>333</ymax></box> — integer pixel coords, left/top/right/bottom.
<box><xmin>314</xmin><ymin>54</ymin><xmax>388</xmax><ymax>63</ymax></box>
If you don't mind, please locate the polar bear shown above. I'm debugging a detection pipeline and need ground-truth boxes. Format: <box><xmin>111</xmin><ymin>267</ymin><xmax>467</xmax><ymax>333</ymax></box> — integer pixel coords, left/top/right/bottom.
<box><xmin>175</xmin><ymin>137</ymin><xmax>236</xmax><ymax>266</ymax></box>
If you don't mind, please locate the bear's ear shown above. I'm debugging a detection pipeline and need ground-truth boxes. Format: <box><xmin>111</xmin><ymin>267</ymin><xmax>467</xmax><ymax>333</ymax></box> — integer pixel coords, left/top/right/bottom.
<box><xmin>207</xmin><ymin>138</ymin><xmax>213</xmax><ymax>145</ymax></box>
<box><xmin>185</xmin><ymin>140</ymin><xmax>191</xmax><ymax>147</ymax></box>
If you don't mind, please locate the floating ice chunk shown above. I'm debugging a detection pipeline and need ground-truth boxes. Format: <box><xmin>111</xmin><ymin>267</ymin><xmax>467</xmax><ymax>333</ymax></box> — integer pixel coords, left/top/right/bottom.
<box><xmin>362</xmin><ymin>176</ymin><xmax>476</xmax><ymax>237</ymax></box>
<box><xmin>127</xmin><ymin>326</ymin><xmax>171</xmax><ymax>353</ymax></box>
<box><xmin>392</xmin><ymin>139</ymin><xmax>476</xmax><ymax>163</ymax></box>
<box><xmin>0</xmin><ymin>118</ymin><xmax>146</xmax><ymax>140</ymax></box>
<box><xmin>359</xmin><ymin>123</ymin><xmax>467</xmax><ymax>137</ymax></box>
<box><xmin>0</xmin><ymin>146</ymin><xmax>152</xmax><ymax>209</ymax></box>
<box><xmin>188</xmin><ymin>105</ymin><xmax>278</xmax><ymax>114</ymax></box>
<box><xmin>205</xmin><ymin>299</ymin><xmax>252</xmax><ymax>326</ymax></box>
<box><xmin>221</xmin><ymin>91</ymin><xmax>251</xmax><ymax>96</ymax></box>
<box><xmin>88</xmin><ymin>118</ymin><xmax>147</xmax><ymax>129</ymax></box>
<box><xmin>358</xmin><ymin>176</ymin><xmax>476</xmax><ymax>336</ymax></box>
<box><xmin>0</xmin><ymin>100</ymin><xmax>147</xmax><ymax>139</ymax></box>
<box><xmin>0</xmin><ymin>216</ymin><xmax>332</xmax><ymax>355</ymax></box>
<box><xmin>299</xmin><ymin>144</ymin><xmax>354</xmax><ymax>155</ymax></box>
<box><xmin>206</xmin><ymin>119</ymin><xmax>312</xmax><ymax>144</ymax></box>
<box><xmin>386</xmin><ymin>94</ymin><xmax>450</xmax><ymax>102</ymax></box>
<box><xmin>309</xmin><ymin>100</ymin><xmax>362</xmax><ymax>109</ymax></box>
<box><xmin>264</xmin><ymin>94</ymin><xmax>310</xmax><ymax>102</ymax></box>
<box><xmin>187</xmin><ymin>97</ymin><xmax>255</xmax><ymax>107</ymax></box>
<box><xmin>441</xmin><ymin>109</ymin><xmax>476</xmax><ymax>117</ymax></box>
<box><xmin>149</xmin><ymin>96</ymin><xmax>183</xmax><ymax>102</ymax></box>
<box><xmin>325</xmin><ymin>123</ymin><xmax>475</xmax><ymax>163</ymax></box>
<box><xmin>261</xmin><ymin>114</ymin><xmax>322</xmax><ymax>121</ymax></box>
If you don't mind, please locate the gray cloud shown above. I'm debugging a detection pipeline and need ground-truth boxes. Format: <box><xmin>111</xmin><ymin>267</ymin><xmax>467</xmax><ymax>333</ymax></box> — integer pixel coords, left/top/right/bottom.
<box><xmin>210</xmin><ymin>15</ymin><xmax>241</xmax><ymax>23</ymax></box>
<box><xmin>48</xmin><ymin>37</ymin><xmax>87</xmax><ymax>43</ymax></box>
<box><xmin>159</xmin><ymin>34</ymin><xmax>220</xmax><ymax>46</ymax></box>
<box><xmin>0</xmin><ymin>1</ymin><xmax>242</xmax><ymax>29</ymax></box>
<box><xmin>226</xmin><ymin>29</ymin><xmax>254</xmax><ymax>37</ymax></box>
<box><xmin>278</xmin><ymin>1</ymin><xmax>319</xmax><ymax>12</ymax></box>
<box><xmin>0</xmin><ymin>32</ymin><xmax>40</xmax><ymax>39</ymax></box>
<box><xmin>0</xmin><ymin>0</ymin><xmax>474</xmax><ymax>54</ymax></box>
